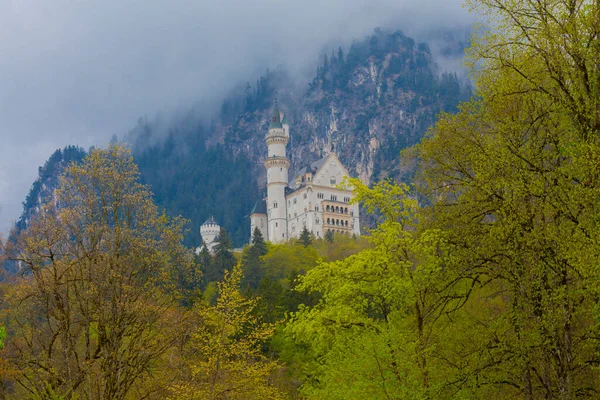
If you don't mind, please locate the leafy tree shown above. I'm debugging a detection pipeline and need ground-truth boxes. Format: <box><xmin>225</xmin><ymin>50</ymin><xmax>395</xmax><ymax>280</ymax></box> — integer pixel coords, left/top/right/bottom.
<box><xmin>169</xmin><ymin>263</ymin><xmax>285</xmax><ymax>399</ymax></box>
<box><xmin>414</xmin><ymin>0</ymin><xmax>600</xmax><ymax>396</ymax></box>
<box><xmin>2</xmin><ymin>145</ymin><xmax>191</xmax><ymax>399</ymax></box>
<box><xmin>285</xmin><ymin>179</ymin><xmax>461</xmax><ymax>399</ymax></box>
<box><xmin>299</xmin><ymin>226</ymin><xmax>312</xmax><ymax>247</ymax></box>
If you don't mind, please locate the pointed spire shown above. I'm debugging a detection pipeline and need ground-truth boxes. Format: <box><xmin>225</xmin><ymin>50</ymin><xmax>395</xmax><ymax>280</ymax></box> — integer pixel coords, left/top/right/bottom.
<box><xmin>269</xmin><ymin>97</ymin><xmax>283</xmax><ymax>129</ymax></box>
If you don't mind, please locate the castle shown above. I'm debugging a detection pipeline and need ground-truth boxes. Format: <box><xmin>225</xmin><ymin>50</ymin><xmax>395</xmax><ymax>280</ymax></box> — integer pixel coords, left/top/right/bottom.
<box><xmin>250</xmin><ymin>103</ymin><xmax>360</xmax><ymax>243</ymax></box>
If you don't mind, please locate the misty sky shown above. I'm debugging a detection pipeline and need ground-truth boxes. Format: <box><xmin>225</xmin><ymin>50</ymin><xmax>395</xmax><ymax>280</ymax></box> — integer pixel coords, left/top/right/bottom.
<box><xmin>0</xmin><ymin>0</ymin><xmax>472</xmax><ymax>233</ymax></box>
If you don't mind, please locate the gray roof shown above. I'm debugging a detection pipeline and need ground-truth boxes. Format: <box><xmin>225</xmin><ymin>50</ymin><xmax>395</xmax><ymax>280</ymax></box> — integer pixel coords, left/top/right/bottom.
<box><xmin>268</xmin><ymin>101</ymin><xmax>283</xmax><ymax>130</ymax></box>
<box><xmin>289</xmin><ymin>155</ymin><xmax>330</xmax><ymax>186</ymax></box>
<box><xmin>202</xmin><ymin>215</ymin><xmax>217</xmax><ymax>226</ymax></box>
<box><xmin>250</xmin><ymin>199</ymin><xmax>267</xmax><ymax>215</ymax></box>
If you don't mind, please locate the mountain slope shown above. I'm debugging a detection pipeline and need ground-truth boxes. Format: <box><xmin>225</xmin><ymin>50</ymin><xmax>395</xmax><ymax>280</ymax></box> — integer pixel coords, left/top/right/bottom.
<box><xmin>16</xmin><ymin>28</ymin><xmax>471</xmax><ymax>248</ymax></box>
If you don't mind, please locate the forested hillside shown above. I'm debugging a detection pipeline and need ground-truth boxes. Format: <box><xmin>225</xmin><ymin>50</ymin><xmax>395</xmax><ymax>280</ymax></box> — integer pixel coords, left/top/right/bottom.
<box><xmin>126</xmin><ymin>28</ymin><xmax>470</xmax><ymax>247</ymax></box>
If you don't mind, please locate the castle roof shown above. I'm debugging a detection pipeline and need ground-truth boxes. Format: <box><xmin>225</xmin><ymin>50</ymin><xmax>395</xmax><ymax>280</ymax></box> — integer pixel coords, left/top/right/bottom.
<box><xmin>250</xmin><ymin>199</ymin><xmax>267</xmax><ymax>215</ymax></box>
<box><xmin>289</xmin><ymin>155</ymin><xmax>330</xmax><ymax>186</ymax></box>
<box><xmin>202</xmin><ymin>215</ymin><xmax>218</xmax><ymax>226</ymax></box>
<box><xmin>268</xmin><ymin>100</ymin><xmax>283</xmax><ymax>130</ymax></box>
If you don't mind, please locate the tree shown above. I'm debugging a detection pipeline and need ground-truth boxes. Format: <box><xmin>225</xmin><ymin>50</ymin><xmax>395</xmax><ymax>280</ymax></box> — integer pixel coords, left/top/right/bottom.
<box><xmin>414</xmin><ymin>0</ymin><xmax>600</xmax><ymax>396</ymax></box>
<box><xmin>324</xmin><ymin>229</ymin><xmax>334</xmax><ymax>243</ymax></box>
<box><xmin>241</xmin><ymin>227</ymin><xmax>268</xmax><ymax>290</ymax></box>
<box><xmin>1</xmin><ymin>145</ymin><xmax>191</xmax><ymax>399</ymax></box>
<box><xmin>204</xmin><ymin>228</ymin><xmax>237</xmax><ymax>285</ymax></box>
<box><xmin>251</xmin><ymin>226</ymin><xmax>267</xmax><ymax>256</ymax></box>
<box><xmin>168</xmin><ymin>263</ymin><xmax>285</xmax><ymax>399</ymax></box>
<box><xmin>299</xmin><ymin>226</ymin><xmax>312</xmax><ymax>247</ymax></box>
<box><xmin>285</xmin><ymin>179</ymin><xmax>461</xmax><ymax>399</ymax></box>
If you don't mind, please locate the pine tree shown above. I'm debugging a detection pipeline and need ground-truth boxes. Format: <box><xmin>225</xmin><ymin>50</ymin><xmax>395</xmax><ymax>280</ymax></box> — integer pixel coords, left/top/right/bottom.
<box><xmin>251</xmin><ymin>226</ymin><xmax>268</xmax><ymax>256</ymax></box>
<box><xmin>299</xmin><ymin>226</ymin><xmax>312</xmax><ymax>247</ymax></box>
<box><xmin>242</xmin><ymin>227</ymin><xmax>268</xmax><ymax>290</ymax></box>
<box><xmin>206</xmin><ymin>228</ymin><xmax>237</xmax><ymax>285</ymax></box>
<box><xmin>195</xmin><ymin>241</ymin><xmax>212</xmax><ymax>290</ymax></box>
<box><xmin>325</xmin><ymin>229</ymin><xmax>334</xmax><ymax>243</ymax></box>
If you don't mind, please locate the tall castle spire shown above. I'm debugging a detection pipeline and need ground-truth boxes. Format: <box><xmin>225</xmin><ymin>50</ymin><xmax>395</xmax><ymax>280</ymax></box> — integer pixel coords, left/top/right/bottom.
<box><xmin>264</xmin><ymin>99</ymin><xmax>289</xmax><ymax>243</ymax></box>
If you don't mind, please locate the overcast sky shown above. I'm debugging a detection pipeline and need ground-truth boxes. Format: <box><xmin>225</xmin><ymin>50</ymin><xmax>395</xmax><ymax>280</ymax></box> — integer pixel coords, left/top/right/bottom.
<box><xmin>0</xmin><ymin>0</ymin><xmax>473</xmax><ymax>233</ymax></box>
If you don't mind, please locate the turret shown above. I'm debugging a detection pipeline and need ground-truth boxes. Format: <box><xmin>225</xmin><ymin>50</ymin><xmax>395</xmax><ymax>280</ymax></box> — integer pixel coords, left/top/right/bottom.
<box><xmin>265</xmin><ymin>101</ymin><xmax>289</xmax><ymax>243</ymax></box>
<box><xmin>199</xmin><ymin>215</ymin><xmax>220</xmax><ymax>254</ymax></box>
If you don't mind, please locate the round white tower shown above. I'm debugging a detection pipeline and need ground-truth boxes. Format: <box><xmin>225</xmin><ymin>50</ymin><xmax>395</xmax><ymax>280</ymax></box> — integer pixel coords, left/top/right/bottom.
<box><xmin>265</xmin><ymin>102</ymin><xmax>289</xmax><ymax>243</ymax></box>
<box><xmin>199</xmin><ymin>215</ymin><xmax>220</xmax><ymax>253</ymax></box>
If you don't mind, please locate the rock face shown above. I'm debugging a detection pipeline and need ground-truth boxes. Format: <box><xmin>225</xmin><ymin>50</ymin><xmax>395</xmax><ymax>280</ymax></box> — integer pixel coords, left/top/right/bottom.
<box><xmin>15</xmin><ymin>28</ymin><xmax>471</xmax><ymax>247</ymax></box>
<box><xmin>211</xmin><ymin>29</ymin><xmax>471</xmax><ymax>189</ymax></box>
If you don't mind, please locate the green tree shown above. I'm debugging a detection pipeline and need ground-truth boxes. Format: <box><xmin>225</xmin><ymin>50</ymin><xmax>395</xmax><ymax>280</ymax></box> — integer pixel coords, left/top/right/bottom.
<box><xmin>241</xmin><ymin>227</ymin><xmax>268</xmax><ymax>290</ymax></box>
<box><xmin>324</xmin><ymin>229</ymin><xmax>334</xmax><ymax>243</ymax></box>
<box><xmin>285</xmin><ymin>179</ymin><xmax>461</xmax><ymax>399</ymax></box>
<box><xmin>169</xmin><ymin>263</ymin><xmax>285</xmax><ymax>400</ymax></box>
<box><xmin>299</xmin><ymin>226</ymin><xmax>312</xmax><ymax>247</ymax></box>
<box><xmin>414</xmin><ymin>0</ymin><xmax>600</xmax><ymax>396</ymax></box>
<box><xmin>2</xmin><ymin>145</ymin><xmax>191</xmax><ymax>399</ymax></box>
<box><xmin>204</xmin><ymin>228</ymin><xmax>237</xmax><ymax>285</ymax></box>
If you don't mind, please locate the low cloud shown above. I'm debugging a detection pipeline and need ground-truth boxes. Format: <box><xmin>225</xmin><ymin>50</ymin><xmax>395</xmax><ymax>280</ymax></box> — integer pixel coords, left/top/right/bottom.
<box><xmin>0</xmin><ymin>0</ymin><xmax>473</xmax><ymax>232</ymax></box>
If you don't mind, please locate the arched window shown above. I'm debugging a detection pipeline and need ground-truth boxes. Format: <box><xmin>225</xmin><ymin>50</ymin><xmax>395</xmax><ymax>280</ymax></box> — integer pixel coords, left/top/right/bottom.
<box><xmin>345</xmin><ymin>220</ymin><xmax>348</xmax><ymax>227</ymax></box>
<box><xmin>345</xmin><ymin>207</ymin><xmax>348</xmax><ymax>214</ymax></box>
<box><xmin>326</xmin><ymin>205</ymin><xmax>330</xmax><ymax>212</ymax></box>
<box><xmin>335</xmin><ymin>206</ymin><xmax>339</xmax><ymax>213</ymax></box>
<box><xmin>327</xmin><ymin>218</ymin><xmax>330</xmax><ymax>224</ymax></box>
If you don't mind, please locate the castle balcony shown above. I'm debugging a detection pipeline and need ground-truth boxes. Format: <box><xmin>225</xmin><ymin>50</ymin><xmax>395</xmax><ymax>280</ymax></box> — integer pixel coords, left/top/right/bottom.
<box><xmin>266</xmin><ymin>132</ymin><xmax>289</xmax><ymax>145</ymax></box>
<box><xmin>264</xmin><ymin>156</ymin><xmax>290</xmax><ymax>170</ymax></box>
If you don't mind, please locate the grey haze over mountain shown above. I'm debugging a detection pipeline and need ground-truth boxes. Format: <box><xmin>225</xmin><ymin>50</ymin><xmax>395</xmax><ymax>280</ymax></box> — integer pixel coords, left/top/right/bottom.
<box><xmin>0</xmin><ymin>0</ymin><xmax>473</xmax><ymax>233</ymax></box>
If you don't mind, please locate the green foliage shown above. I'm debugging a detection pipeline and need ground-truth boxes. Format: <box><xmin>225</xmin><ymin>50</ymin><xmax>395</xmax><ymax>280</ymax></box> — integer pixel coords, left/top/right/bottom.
<box><xmin>285</xmin><ymin>179</ymin><xmax>462</xmax><ymax>398</ymax></box>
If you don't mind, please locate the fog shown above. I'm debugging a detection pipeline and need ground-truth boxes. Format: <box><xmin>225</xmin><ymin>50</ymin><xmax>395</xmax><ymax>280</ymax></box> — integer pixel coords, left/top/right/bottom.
<box><xmin>0</xmin><ymin>0</ymin><xmax>473</xmax><ymax>232</ymax></box>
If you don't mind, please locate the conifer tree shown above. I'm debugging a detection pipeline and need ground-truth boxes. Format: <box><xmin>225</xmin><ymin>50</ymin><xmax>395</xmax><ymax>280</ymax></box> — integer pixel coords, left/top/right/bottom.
<box><xmin>299</xmin><ymin>226</ymin><xmax>312</xmax><ymax>247</ymax></box>
<box><xmin>324</xmin><ymin>229</ymin><xmax>334</xmax><ymax>243</ymax></box>
<box><xmin>206</xmin><ymin>227</ymin><xmax>237</xmax><ymax>285</ymax></box>
<box><xmin>242</xmin><ymin>227</ymin><xmax>268</xmax><ymax>290</ymax></box>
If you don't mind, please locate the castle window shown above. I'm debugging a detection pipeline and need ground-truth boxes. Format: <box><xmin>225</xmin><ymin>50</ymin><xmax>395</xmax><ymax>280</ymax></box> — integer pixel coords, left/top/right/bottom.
<box><xmin>330</xmin><ymin>195</ymin><xmax>337</xmax><ymax>201</ymax></box>
<box><xmin>303</xmin><ymin>193</ymin><xmax>307</xmax><ymax>199</ymax></box>
<box><xmin>351</xmin><ymin>211</ymin><xmax>354</xmax><ymax>216</ymax></box>
<box><xmin>335</xmin><ymin>206</ymin><xmax>339</xmax><ymax>213</ymax></box>
<box><xmin>326</xmin><ymin>205</ymin><xmax>330</xmax><ymax>212</ymax></box>
<box><xmin>317</xmin><ymin>193</ymin><xmax>324</xmax><ymax>199</ymax></box>
<box><xmin>275</xmin><ymin>222</ymin><xmax>278</xmax><ymax>227</ymax></box>
<box><xmin>315</xmin><ymin>206</ymin><xmax>319</xmax><ymax>211</ymax></box>
<box><xmin>330</xmin><ymin>177</ymin><xmax>336</xmax><ymax>185</ymax></box>
<box><xmin>293</xmin><ymin>199</ymin><xmax>297</xmax><ymax>204</ymax></box>
<box><xmin>274</xmin><ymin>201</ymin><xmax>278</xmax><ymax>208</ymax></box>
<box><xmin>345</xmin><ymin>220</ymin><xmax>349</xmax><ymax>227</ymax></box>
<box><xmin>345</xmin><ymin>207</ymin><xmax>348</xmax><ymax>214</ymax></box>
<box><xmin>327</xmin><ymin>218</ymin><xmax>330</xmax><ymax>224</ymax></box>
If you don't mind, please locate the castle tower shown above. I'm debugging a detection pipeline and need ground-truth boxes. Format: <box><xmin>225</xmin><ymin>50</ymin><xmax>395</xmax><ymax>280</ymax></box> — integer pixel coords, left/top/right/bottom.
<box><xmin>199</xmin><ymin>215</ymin><xmax>220</xmax><ymax>253</ymax></box>
<box><xmin>265</xmin><ymin>101</ymin><xmax>289</xmax><ymax>243</ymax></box>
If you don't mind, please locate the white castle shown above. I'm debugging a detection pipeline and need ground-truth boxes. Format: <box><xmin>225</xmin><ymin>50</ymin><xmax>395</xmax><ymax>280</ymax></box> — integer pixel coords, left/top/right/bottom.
<box><xmin>250</xmin><ymin>103</ymin><xmax>360</xmax><ymax>243</ymax></box>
